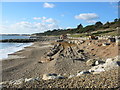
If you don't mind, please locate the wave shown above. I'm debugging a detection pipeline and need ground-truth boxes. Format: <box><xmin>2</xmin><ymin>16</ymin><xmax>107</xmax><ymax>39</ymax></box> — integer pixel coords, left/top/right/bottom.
<box><xmin>0</xmin><ymin>43</ymin><xmax>33</xmax><ymax>60</ymax></box>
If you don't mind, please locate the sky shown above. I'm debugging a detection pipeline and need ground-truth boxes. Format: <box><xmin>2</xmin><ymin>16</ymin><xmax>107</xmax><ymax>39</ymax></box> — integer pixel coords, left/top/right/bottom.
<box><xmin>0</xmin><ymin>2</ymin><xmax>119</xmax><ymax>34</ymax></box>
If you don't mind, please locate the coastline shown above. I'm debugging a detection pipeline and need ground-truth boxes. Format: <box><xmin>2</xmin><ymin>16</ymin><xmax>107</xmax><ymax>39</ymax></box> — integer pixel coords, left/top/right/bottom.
<box><xmin>2</xmin><ymin>41</ymin><xmax>53</xmax><ymax>81</ymax></box>
<box><xmin>1</xmin><ymin>38</ymin><xmax>119</xmax><ymax>88</ymax></box>
<box><xmin>0</xmin><ymin>43</ymin><xmax>33</xmax><ymax>60</ymax></box>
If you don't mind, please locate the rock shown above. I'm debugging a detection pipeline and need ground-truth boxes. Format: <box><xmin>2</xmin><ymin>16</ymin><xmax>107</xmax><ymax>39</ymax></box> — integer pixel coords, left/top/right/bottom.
<box><xmin>89</xmin><ymin>60</ymin><xmax>120</xmax><ymax>74</ymax></box>
<box><xmin>95</xmin><ymin>60</ymin><xmax>105</xmax><ymax>66</ymax></box>
<box><xmin>41</xmin><ymin>56</ymin><xmax>54</xmax><ymax>63</ymax></box>
<box><xmin>9</xmin><ymin>78</ymin><xmax>24</xmax><ymax>85</ymax></box>
<box><xmin>104</xmin><ymin>61</ymin><xmax>119</xmax><ymax>70</ymax></box>
<box><xmin>98</xmin><ymin>43</ymin><xmax>102</xmax><ymax>46</ymax></box>
<box><xmin>80</xmin><ymin>40</ymin><xmax>85</xmax><ymax>44</ymax></box>
<box><xmin>25</xmin><ymin>78</ymin><xmax>34</xmax><ymax>83</ymax></box>
<box><xmin>25</xmin><ymin>77</ymin><xmax>40</xmax><ymax>83</ymax></box>
<box><xmin>77</xmin><ymin>71</ymin><xmax>90</xmax><ymax>76</ymax></box>
<box><xmin>0</xmin><ymin>81</ymin><xmax>9</xmax><ymax>85</ymax></box>
<box><xmin>108</xmin><ymin>38</ymin><xmax>116</xmax><ymax>43</ymax></box>
<box><xmin>77</xmin><ymin>49</ymin><xmax>84</xmax><ymax>53</ymax></box>
<box><xmin>68</xmin><ymin>75</ymin><xmax>75</xmax><ymax>79</ymax></box>
<box><xmin>86</xmin><ymin>59</ymin><xmax>98</xmax><ymax>66</ymax></box>
<box><xmin>106</xmin><ymin>58</ymin><xmax>114</xmax><ymax>63</ymax></box>
<box><xmin>102</xmin><ymin>43</ymin><xmax>110</xmax><ymax>46</ymax></box>
<box><xmin>42</xmin><ymin>73</ymin><xmax>64</xmax><ymax>80</ymax></box>
<box><xmin>56</xmin><ymin>39</ymin><xmax>64</xmax><ymax>42</ymax></box>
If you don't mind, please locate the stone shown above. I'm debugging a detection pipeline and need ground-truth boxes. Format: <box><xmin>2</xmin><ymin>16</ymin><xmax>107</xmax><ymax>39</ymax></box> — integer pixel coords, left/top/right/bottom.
<box><xmin>77</xmin><ymin>71</ymin><xmax>90</xmax><ymax>76</ymax></box>
<box><xmin>56</xmin><ymin>39</ymin><xmax>64</xmax><ymax>42</ymax></box>
<box><xmin>95</xmin><ymin>60</ymin><xmax>105</xmax><ymax>66</ymax></box>
<box><xmin>89</xmin><ymin>60</ymin><xmax>120</xmax><ymax>74</ymax></box>
<box><xmin>106</xmin><ymin>58</ymin><xmax>114</xmax><ymax>63</ymax></box>
<box><xmin>25</xmin><ymin>78</ymin><xmax>34</xmax><ymax>83</ymax></box>
<box><xmin>108</xmin><ymin>38</ymin><xmax>116</xmax><ymax>43</ymax></box>
<box><xmin>42</xmin><ymin>73</ymin><xmax>64</xmax><ymax>80</ymax></box>
<box><xmin>0</xmin><ymin>81</ymin><xmax>9</xmax><ymax>85</ymax></box>
<box><xmin>80</xmin><ymin>40</ymin><xmax>85</xmax><ymax>44</ymax></box>
<box><xmin>103</xmin><ymin>61</ymin><xmax>119</xmax><ymax>70</ymax></box>
<box><xmin>9</xmin><ymin>78</ymin><xmax>24</xmax><ymax>85</ymax></box>
<box><xmin>24</xmin><ymin>77</ymin><xmax>40</xmax><ymax>82</ymax></box>
<box><xmin>41</xmin><ymin>56</ymin><xmax>54</xmax><ymax>63</ymax></box>
<box><xmin>102</xmin><ymin>43</ymin><xmax>110</xmax><ymax>46</ymax></box>
<box><xmin>86</xmin><ymin>59</ymin><xmax>98</xmax><ymax>66</ymax></box>
<box><xmin>68</xmin><ymin>75</ymin><xmax>75</xmax><ymax>79</ymax></box>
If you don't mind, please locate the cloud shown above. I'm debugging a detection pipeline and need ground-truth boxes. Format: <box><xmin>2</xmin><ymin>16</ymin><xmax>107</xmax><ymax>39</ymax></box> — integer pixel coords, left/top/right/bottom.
<box><xmin>43</xmin><ymin>2</ymin><xmax>55</xmax><ymax>8</ymax></box>
<box><xmin>41</xmin><ymin>16</ymin><xmax>46</xmax><ymax>20</ymax></box>
<box><xmin>0</xmin><ymin>17</ymin><xmax>59</xmax><ymax>34</ymax></box>
<box><xmin>75</xmin><ymin>13</ymin><xmax>99</xmax><ymax>20</ymax></box>
<box><xmin>33</xmin><ymin>17</ymin><xmax>41</xmax><ymax>20</ymax></box>
<box><xmin>75</xmin><ymin>13</ymin><xmax>99</xmax><ymax>23</ymax></box>
<box><xmin>43</xmin><ymin>18</ymin><xmax>57</xmax><ymax>23</ymax></box>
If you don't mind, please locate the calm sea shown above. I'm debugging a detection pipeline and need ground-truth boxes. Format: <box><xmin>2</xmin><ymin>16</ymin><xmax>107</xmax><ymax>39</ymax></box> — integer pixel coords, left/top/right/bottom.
<box><xmin>0</xmin><ymin>35</ymin><xmax>32</xmax><ymax>59</ymax></box>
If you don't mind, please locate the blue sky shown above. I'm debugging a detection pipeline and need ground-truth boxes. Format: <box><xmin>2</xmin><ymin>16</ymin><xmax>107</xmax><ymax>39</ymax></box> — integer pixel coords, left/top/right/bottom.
<box><xmin>0</xmin><ymin>2</ymin><xmax>118</xmax><ymax>34</ymax></box>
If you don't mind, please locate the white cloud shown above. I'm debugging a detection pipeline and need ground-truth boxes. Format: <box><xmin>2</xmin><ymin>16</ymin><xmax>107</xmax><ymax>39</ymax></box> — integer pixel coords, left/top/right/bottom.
<box><xmin>33</xmin><ymin>17</ymin><xmax>41</xmax><ymax>20</ymax></box>
<box><xmin>43</xmin><ymin>18</ymin><xmax>57</xmax><ymax>23</ymax></box>
<box><xmin>75</xmin><ymin>13</ymin><xmax>99</xmax><ymax>20</ymax></box>
<box><xmin>43</xmin><ymin>2</ymin><xmax>55</xmax><ymax>8</ymax></box>
<box><xmin>75</xmin><ymin>13</ymin><xmax>99</xmax><ymax>23</ymax></box>
<box><xmin>41</xmin><ymin>16</ymin><xmax>46</xmax><ymax>20</ymax></box>
<box><xmin>0</xmin><ymin>17</ymin><xmax>59</xmax><ymax>34</ymax></box>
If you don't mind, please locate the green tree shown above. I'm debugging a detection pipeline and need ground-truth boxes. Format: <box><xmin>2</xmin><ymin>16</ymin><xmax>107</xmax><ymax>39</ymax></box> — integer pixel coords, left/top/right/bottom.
<box><xmin>114</xmin><ymin>18</ymin><xmax>118</xmax><ymax>22</ymax></box>
<box><xmin>95</xmin><ymin>21</ymin><xmax>103</xmax><ymax>27</ymax></box>
<box><xmin>77</xmin><ymin>24</ymin><xmax>83</xmax><ymax>29</ymax></box>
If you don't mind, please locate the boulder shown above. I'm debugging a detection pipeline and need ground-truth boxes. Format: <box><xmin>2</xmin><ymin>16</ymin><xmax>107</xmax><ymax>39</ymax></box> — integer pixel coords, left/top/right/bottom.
<box><xmin>86</xmin><ymin>59</ymin><xmax>99</xmax><ymax>66</ymax></box>
<box><xmin>106</xmin><ymin>58</ymin><xmax>114</xmax><ymax>63</ymax></box>
<box><xmin>77</xmin><ymin>71</ymin><xmax>90</xmax><ymax>76</ymax></box>
<box><xmin>42</xmin><ymin>73</ymin><xmax>64</xmax><ymax>80</ymax></box>
<box><xmin>102</xmin><ymin>43</ymin><xmax>110</xmax><ymax>46</ymax></box>
<box><xmin>108</xmin><ymin>38</ymin><xmax>116</xmax><ymax>43</ymax></box>
<box><xmin>56</xmin><ymin>39</ymin><xmax>64</xmax><ymax>42</ymax></box>
<box><xmin>89</xmin><ymin>60</ymin><xmax>120</xmax><ymax>74</ymax></box>
<box><xmin>95</xmin><ymin>60</ymin><xmax>105</xmax><ymax>66</ymax></box>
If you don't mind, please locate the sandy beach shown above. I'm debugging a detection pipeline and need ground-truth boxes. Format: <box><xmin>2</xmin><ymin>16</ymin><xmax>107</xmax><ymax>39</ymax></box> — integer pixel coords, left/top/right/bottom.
<box><xmin>1</xmin><ymin>39</ymin><xmax>120</xmax><ymax>88</ymax></box>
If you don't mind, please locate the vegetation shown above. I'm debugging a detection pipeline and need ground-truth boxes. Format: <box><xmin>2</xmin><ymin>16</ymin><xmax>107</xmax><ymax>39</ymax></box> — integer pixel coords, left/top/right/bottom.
<box><xmin>33</xmin><ymin>18</ymin><xmax>120</xmax><ymax>36</ymax></box>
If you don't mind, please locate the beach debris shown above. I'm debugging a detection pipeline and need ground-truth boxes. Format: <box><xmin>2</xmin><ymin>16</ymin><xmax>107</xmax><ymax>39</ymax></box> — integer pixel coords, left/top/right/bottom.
<box><xmin>42</xmin><ymin>73</ymin><xmax>64</xmax><ymax>80</ymax></box>
<box><xmin>40</xmin><ymin>42</ymin><xmax>87</xmax><ymax>63</ymax></box>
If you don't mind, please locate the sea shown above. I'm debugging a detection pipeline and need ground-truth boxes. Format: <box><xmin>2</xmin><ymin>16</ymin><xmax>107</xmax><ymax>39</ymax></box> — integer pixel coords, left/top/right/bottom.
<box><xmin>0</xmin><ymin>35</ymin><xmax>33</xmax><ymax>60</ymax></box>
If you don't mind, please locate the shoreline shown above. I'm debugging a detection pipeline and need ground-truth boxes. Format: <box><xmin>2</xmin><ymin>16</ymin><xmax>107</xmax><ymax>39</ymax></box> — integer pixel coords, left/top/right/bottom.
<box><xmin>0</xmin><ymin>43</ymin><xmax>33</xmax><ymax>60</ymax></box>
<box><xmin>2</xmin><ymin>41</ymin><xmax>53</xmax><ymax>81</ymax></box>
<box><xmin>1</xmin><ymin>39</ymin><xmax>119</xmax><ymax>88</ymax></box>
